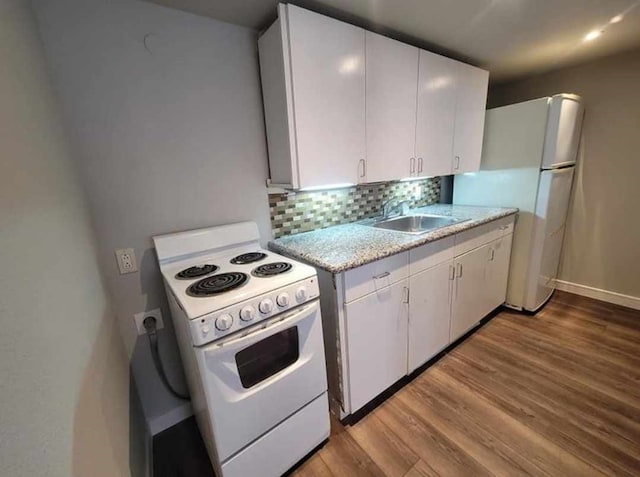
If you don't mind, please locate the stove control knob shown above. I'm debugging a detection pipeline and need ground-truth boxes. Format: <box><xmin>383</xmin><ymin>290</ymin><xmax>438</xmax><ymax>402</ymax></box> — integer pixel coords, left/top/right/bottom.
<box><xmin>202</xmin><ymin>325</ymin><xmax>210</xmax><ymax>335</ymax></box>
<box><xmin>295</xmin><ymin>286</ymin><xmax>308</xmax><ymax>302</ymax></box>
<box><xmin>259</xmin><ymin>299</ymin><xmax>274</xmax><ymax>314</ymax></box>
<box><xmin>240</xmin><ymin>306</ymin><xmax>256</xmax><ymax>322</ymax></box>
<box><xmin>215</xmin><ymin>314</ymin><xmax>233</xmax><ymax>331</ymax></box>
<box><xmin>276</xmin><ymin>293</ymin><xmax>290</xmax><ymax>307</ymax></box>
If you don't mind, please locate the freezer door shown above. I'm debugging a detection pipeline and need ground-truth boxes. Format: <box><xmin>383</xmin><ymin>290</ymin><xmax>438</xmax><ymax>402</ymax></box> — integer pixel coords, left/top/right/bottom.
<box><xmin>541</xmin><ymin>94</ymin><xmax>584</xmax><ymax>169</ymax></box>
<box><xmin>524</xmin><ymin>167</ymin><xmax>575</xmax><ymax>311</ymax></box>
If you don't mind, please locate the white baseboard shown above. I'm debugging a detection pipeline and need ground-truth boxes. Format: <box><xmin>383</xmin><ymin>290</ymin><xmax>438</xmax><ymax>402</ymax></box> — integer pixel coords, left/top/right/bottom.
<box><xmin>149</xmin><ymin>401</ymin><xmax>193</xmax><ymax>435</ymax></box>
<box><xmin>554</xmin><ymin>280</ymin><xmax>640</xmax><ymax>311</ymax></box>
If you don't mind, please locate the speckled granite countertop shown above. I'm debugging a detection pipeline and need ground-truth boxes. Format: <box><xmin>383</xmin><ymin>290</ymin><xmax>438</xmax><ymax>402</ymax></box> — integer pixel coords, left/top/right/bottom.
<box><xmin>269</xmin><ymin>204</ymin><xmax>518</xmax><ymax>273</ymax></box>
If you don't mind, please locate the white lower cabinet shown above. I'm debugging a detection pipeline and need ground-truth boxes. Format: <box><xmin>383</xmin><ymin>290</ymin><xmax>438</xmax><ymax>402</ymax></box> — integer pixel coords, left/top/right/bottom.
<box><xmin>485</xmin><ymin>234</ymin><xmax>513</xmax><ymax>314</ymax></box>
<box><xmin>345</xmin><ymin>279</ymin><xmax>409</xmax><ymax>412</ymax></box>
<box><xmin>450</xmin><ymin>233</ymin><xmax>514</xmax><ymax>342</ymax></box>
<box><xmin>323</xmin><ymin>217</ymin><xmax>514</xmax><ymax>417</ymax></box>
<box><xmin>450</xmin><ymin>243</ymin><xmax>492</xmax><ymax>342</ymax></box>
<box><xmin>408</xmin><ymin>260</ymin><xmax>454</xmax><ymax>372</ymax></box>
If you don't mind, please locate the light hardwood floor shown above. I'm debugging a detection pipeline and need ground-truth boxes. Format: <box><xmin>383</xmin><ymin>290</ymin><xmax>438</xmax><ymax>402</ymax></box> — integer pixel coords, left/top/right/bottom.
<box><xmin>291</xmin><ymin>291</ymin><xmax>640</xmax><ymax>477</ymax></box>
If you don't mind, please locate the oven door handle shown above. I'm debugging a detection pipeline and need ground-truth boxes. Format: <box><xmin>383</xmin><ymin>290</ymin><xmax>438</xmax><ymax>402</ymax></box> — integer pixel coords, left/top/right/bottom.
<box><xmin>204</xmin><ymin>301</ymin><xmax>318</xmax><ymax>353</ymax></box>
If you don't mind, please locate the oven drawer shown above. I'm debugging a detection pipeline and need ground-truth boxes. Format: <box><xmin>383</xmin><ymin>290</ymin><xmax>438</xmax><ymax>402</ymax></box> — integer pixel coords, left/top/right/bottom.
<box><xmin>221</xmin><ymin>392</ymin><xmax>329</xmax><ymax>477</ymax></box>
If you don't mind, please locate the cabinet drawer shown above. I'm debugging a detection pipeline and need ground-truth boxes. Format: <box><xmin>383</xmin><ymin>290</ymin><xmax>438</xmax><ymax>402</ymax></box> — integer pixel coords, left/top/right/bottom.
<box><xmin>409</xmin><ymin>236</ymin><xmax>454</xmax><ymax>275</ymax></box>
<box><xmin>497</xmin><ymin>215</ymin><xmax>515</xmax><ymax>236</ymax></box>
<box><xmin>454</xmin><ymin>220</ymin><xmax>501</xmax><ymax>257</ymax></box>
<box><xmin>344</xmin><ymin>252</ymin><xmax>408</xmax><ymax>303</ymax></box>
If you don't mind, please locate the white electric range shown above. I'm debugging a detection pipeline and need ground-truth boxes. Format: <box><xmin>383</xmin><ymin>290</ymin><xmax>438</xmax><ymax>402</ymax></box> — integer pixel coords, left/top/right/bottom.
<box><xmin>153</xmin><ymin>221</ymin><xmax>329</xmax><ymax>477</ymax></box>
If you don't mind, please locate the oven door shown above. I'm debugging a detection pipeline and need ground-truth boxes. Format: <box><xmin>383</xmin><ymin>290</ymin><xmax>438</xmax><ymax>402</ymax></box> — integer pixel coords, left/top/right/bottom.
<box><xmin>195</xmin><ymin>300</ymin><xmax>327</xmax><ymax>463</ymax></box>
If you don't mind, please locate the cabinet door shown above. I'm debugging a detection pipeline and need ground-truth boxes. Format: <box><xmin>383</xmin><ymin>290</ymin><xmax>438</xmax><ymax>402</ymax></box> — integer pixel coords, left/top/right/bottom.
<box><xmin>415</xmin><ymin>50</ymin><xmax>456</xmax><ymax>177</ymax></box>
<box><xmin>365</xmin><ymin>32</ymin><xmax>419</xmax><ymax>183</ymax></box>
<box><xmin>287</xmin><ymin>5</ymin><xmax>365</xmax><ymax>188</ymax></box>
<box><xmin>485</xmin><ymin>234</ymin><xmax>513</xmax><ymax>313</ymax></box>
<box><xmin>408</xmin><ymin>261</ymin><xmax>453</xmax><ymax>373</ymax></box>
<box><xmin>345</xmin><ymin>280</ymin><xmax>408</xmax><ymax>412</ymax></box>
<box><xmin>451</xmin><ymin>61</ymin><xmax>489</xmax><ymax>174</ymax></box>
<box><xmin>451</xmin><ymin>243</ymin><xmax>491</xmax><ymax>342</ymax></box>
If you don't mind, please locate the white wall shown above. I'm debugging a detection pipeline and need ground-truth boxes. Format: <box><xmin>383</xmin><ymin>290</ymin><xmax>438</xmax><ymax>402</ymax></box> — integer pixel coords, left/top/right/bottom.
<box><xmin>490</xmin><ymin>47</ymin><xmax>640</xmax><ymax>302</ymax></box>
<box><xmin>0</xmin><ymin>1</ymin><xmax>145</xmax><ymax>475</ymax></box>
<box><xmin>32</xmin><ymin>0</ymin><xmax>272</xmax><ymax>429</ymax></box>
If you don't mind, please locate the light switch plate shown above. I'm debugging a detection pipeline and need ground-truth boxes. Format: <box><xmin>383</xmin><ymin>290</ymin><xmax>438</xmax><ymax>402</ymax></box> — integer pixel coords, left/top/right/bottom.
<box><xmin>115</xmin><ymin>248</ymin><xmax>138</xmax><ymax>274</ymax></box>
<box><xmin>134</xmin><ymin>308</ymin><xmax>164</xmax><ymax>335</ymax></box>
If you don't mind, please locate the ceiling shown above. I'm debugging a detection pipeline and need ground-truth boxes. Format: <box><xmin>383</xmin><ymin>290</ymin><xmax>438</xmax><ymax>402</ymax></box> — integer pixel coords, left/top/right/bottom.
<box><xmin>145</xmin><ymin>0</ymin><xmax>640</xmax><ymax>83</ymax></box>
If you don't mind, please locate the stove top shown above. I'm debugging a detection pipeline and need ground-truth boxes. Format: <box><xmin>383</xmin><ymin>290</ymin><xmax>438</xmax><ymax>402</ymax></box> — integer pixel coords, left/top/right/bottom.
<box><xmin>158</xmin><ymin>248</ymin><xmax>316</xmax><ymax>319</ymax></box>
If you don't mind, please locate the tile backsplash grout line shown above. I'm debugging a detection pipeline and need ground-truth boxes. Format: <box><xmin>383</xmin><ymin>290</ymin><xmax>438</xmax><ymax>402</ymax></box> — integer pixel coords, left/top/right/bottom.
<box><xmin>269</xmin><ymin>177</ymin><xmax>442</xmax><ymax>238</ymax></box>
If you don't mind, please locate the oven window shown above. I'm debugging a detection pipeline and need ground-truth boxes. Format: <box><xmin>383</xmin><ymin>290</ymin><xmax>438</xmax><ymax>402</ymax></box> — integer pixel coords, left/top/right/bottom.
<box><xmin>235</xmin><ymin>327</ymin><xmax>299</xmax><ymax>389</ymax></box>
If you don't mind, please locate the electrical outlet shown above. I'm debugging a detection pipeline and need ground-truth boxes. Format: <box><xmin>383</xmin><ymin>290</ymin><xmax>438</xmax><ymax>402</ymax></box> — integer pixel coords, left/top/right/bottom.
<box><xmin>115</xmin><ymin>248</ymin><xmax>138</xmax><ymax>274</ymax></box>
<box><xmin>134</xmin><ymin>308</ymin><xmax>164</xmax><ymax>335</ymax></box>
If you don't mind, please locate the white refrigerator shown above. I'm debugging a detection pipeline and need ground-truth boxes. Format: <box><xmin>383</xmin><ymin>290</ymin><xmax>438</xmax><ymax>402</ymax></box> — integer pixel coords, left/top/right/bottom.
<box><xmin>453</xmin><ymin>94</ymin><xmax>584</xmax><ymax>312</ymax></box>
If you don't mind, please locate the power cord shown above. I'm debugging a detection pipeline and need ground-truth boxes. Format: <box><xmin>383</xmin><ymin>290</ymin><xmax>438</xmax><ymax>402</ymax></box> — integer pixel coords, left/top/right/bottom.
<box><xmin>143</xmin><ymin>316</ymin><xmax>190</xmax><ymax>401</ymax></box>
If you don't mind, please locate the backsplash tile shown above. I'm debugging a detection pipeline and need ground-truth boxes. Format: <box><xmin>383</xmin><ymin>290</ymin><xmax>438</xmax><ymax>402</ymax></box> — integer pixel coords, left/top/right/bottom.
<box><xmin>269</xmin><ymin>178</ymin><xmax>441</xmax><ymax>238</ymax></box>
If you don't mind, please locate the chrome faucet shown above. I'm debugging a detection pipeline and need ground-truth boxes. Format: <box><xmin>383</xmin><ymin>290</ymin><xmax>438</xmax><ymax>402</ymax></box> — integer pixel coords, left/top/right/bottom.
<box><xmin>382</xmin><ymin>199</ymin><xmax>410</xmax><ymax>218</ymax></box>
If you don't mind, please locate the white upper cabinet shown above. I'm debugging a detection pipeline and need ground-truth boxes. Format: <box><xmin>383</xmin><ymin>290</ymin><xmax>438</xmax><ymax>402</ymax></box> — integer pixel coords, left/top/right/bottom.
<box><xmin>259</xmin><ymin>4</ymin><xmax>489</xmax><ymax>188</ymax></box>
<box><xmin>288</xmin><ymin>6</ymin><xmax>365</xmax><ymax>188</ymax></box>
<box><xmin>259</xmin><ymin>4</ymin><xmax>365</xmax><ymax>189</ymax></box>
<box><xmin>365</xmin><ymin>32</ymin><xmax>418</xmax><ymax>183</ymax></box>
<box><xmin>451</xmin><ymin>61</ymin><xmax>489</xmax><ymax>174</ymax></box>
<box><xmin>415</xmin><ymin>50</ymin><xmax>456</xmax><ymax>178</ymax></box>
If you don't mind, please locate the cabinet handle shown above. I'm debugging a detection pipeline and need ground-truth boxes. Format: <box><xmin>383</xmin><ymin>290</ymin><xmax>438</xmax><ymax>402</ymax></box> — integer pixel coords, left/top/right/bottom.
<box><xmin>403</xmin><ymin>286</ymin><xmax>409</xmax><ymax>304</ymax></box>
<box><xmin>373</xmin><ymin>271</ymin><xmax>390</xmax><ymax>280</ymax></box>
<box><xmin>456</xmin><ymin>262</ymin><xmax>463</xmax><ymax>278</ymax></box>
<box><xmin>359</xmin><ymin>159</ymin><xmax>366</xmax><ymax>178</ymax></box>
<box><xmin>417</xmin><ymin>157</ymin><xmax>423</xmax><ymax>173</ymax></box>
<box><xmin>454</xmin><ymin>156</ymin><xmax>460</xmax><ymax>170</ymax></box>
<box><xmin>410</xmin><ymin>157</ymin><xmax>416</xmax><ymax>174</ymax></box>
<box><xmin>449</xmin><ymin>265</ymin><xmax>455</xmax><ymax>280</ymax></box>
<box><xmin>490</xmin><ymin>248</ymin><xmax>495</xmax><ymax>261</ymax></box>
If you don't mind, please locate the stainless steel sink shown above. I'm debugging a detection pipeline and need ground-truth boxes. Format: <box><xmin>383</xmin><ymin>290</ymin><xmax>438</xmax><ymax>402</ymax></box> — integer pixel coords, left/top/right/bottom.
<box><xmin>368</xmin><ymin>214</ymin><xmax>467</xmax><ymax>234</ymax></box>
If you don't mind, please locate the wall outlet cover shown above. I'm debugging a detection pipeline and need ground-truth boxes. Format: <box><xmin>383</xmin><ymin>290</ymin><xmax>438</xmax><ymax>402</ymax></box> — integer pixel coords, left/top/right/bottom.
<box><xmin>115</xmin><ymin>248</ymin><xmax>138</xmax><ymax>274</ymax></box>
<box><xmin>134</xmin><ymin>308</ymin><xmax>164</xmax><ymax>335</ymax></box>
